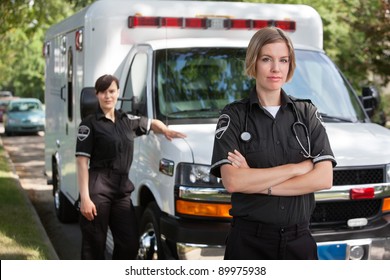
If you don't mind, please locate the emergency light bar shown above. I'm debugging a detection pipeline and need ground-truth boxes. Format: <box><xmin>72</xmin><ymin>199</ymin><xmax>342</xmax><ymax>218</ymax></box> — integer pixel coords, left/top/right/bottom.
<box><xmin>128</xmin><ymin>16</ymin><xmax>296</xmax><ymax>31</ymax></box>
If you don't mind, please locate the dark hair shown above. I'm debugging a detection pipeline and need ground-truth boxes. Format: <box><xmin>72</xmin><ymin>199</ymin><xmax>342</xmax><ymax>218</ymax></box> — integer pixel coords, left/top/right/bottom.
<box><xmin>245</xmin><ymin>27</ymin><xmax>296</xmax><ymax>82</ymax></box>
<box><xmin>94</xmin><ymin>74</ymin><xmax>120</xmax><ymax>94</ymax></box>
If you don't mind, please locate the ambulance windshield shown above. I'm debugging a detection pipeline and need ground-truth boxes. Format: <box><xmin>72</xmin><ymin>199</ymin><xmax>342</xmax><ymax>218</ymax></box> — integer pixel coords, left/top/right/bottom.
<box><xmin>284</xmin><ymin>50</ymin><xmax>366</xmax><ymax>123</ymax></box>
<box><xmin>155</xmin><ymin>48</ymin><xmax>252</xmax><ymax>121</ymax></box>
<box><xmin>155</xmin><ymin>48</ymin><xmax>365</xmax><ymax>123</ymax></box>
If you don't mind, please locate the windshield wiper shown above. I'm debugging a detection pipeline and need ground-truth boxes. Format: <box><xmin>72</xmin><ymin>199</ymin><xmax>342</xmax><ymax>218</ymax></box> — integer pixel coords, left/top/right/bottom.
<box><xmin>319</xmin><ymin>113</ymin><xmax>354</xmax><ymax>123</ymax></box>
<box><xmin>167</xmin><ymin>108</ymin><xmax>220</xmax><ymax>116</ymax></box>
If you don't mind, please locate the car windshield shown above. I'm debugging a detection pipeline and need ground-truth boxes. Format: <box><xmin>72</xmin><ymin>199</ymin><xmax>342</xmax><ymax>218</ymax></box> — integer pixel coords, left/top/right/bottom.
<box><xmin>9</xmin><ymin>101</ymin><xmax>42</xmax><ymax>112</ymax></box>
<box><xmin>155</xmin><ymin>48</ymin><xmax>365</xmax><ymax>123</ymax></box>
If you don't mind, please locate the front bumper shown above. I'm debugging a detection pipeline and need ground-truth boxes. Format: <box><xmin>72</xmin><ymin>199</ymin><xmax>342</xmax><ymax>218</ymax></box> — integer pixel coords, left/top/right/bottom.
<box><xmin>160</xmin><ymin>215</ymin><xmax>230</xmax><ymax>260</ymax></box>
<box><xmin>314</xmin><ymin>215</ymin><xmax>390</xmax><ymax>259</ymax></box>
<box><xmin>317</xmin><ymin>238</ymin><xmax>390</xmax><ymax>260</ymax></box>
<box><xmin>5</xmin><ymin>124</ymin><xmax>44</xmax><ymax>134</ymax></box>
<box><xmin>161</xmin><ymin>214</ymin><xmax>390</xmax><ymax>260</ymax></box>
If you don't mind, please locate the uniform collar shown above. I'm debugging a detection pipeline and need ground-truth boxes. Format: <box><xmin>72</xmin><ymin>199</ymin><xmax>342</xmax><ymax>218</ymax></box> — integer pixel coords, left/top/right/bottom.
<box><xmin>95</xmin><ymin>107</ymin><xmax>127</xmax><ymax>121</ymax></box>
<box><xmin>248</xmin><ymin>87</ymin><xmax>293</xmax><ymax>112</ymax></box>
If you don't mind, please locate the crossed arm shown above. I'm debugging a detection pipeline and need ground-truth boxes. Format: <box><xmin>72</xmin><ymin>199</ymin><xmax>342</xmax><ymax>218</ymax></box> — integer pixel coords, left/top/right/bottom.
<box><xmin>220</xmin><ymin>149</ymin><xmax>333</xmax><ymax>196</ymax></box>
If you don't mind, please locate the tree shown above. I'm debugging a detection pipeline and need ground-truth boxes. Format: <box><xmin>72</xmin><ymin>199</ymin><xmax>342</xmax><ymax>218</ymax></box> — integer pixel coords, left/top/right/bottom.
<box><xmin>0</xmin><ymin>0</ymin><xmax>79</xmax><ymax>100</ymax></box>
<box><xmin>343</xmin><ymin>0</ymin><xmax>390</xmax><ymax>87</ymax></box>
<box><xmin>242</xmin><ymin>0</ymin><xmax>389</xmax><ymax>91</ymax></box>
<box><xmin>0</xmin><ymin>0</ymin><xmax>388</xmax><ymax>101</ymax></box>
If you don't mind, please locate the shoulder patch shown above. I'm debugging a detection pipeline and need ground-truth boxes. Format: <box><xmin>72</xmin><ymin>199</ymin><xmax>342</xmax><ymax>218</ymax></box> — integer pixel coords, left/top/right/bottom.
<box><xmin>215</xmin><ymin>114</ymin><xmax>230</xmax><ymax>139</ymax></box>
<box><xmin>127</xmin><ymin>114</ymin><xmax>141</xmax><ymax>120</ymax></box>
<box><xmin>77</xmin><ymin>125</ymin><xmax>90</xmax><ymax>141</ymax></box>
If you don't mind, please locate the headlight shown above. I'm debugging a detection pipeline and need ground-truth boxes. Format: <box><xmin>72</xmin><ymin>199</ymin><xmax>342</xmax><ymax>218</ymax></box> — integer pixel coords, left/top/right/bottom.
<box><xmin>386</xmin><ymin>164</ymin><xmax>390</xmax><ymax>183</ymax></box>
<box><xmin>29</xmin><ymin>116</ymin><xmax>40</xmax><ymax>123</ymax></box>
<box><xmin>175</xmin><ymin>163</ymin><xmax>230</xmax><ymax>218</ymax></box>
<box><xmin>8</xmin><ymin>118</ymin><xmax>20</xmax><ymax>124</ymax></box>
<box><xmin>176</xmin><ymin>163</ymin><xmax>221</xmax><ymax>187</ymax></box>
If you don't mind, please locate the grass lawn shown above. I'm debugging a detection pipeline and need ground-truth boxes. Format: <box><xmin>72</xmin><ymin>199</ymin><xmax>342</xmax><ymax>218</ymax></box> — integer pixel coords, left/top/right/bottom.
<box><xmin>0</xmin><ymin>143</ymin><xmax>56</xmax><ymax>260</ymax></box>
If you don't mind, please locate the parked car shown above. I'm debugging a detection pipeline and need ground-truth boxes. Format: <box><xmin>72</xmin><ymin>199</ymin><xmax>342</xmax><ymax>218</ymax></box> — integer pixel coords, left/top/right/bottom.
<box><xmin>0</xmin><ymin>91</ymin><xmax>13</xmax><ymax>98</ymax></box>
<box><xmin>0</xmin><ymin>97</ymin><xmax>19</xmax><ymax>122</ymax></box>
<box><xmin>3</xmin><ymin>98</ymin><xmax>45</xmax><ymax>136</ymax></box>
<box><xmin>0</xmin><ymin>100</ymin><xmax>10</xmax><ymax>122</ymax></box>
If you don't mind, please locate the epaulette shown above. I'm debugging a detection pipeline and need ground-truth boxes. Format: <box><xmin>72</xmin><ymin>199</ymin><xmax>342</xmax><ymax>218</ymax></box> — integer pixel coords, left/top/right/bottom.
<box><xmin>223</xmin><ymin>97</ymin><xmax>250</xmax><ymax>111</ymax></box>
<box><xmin>288</xmin><ymin>95</ymin><xmax>313</xmax><ymax>104</ymax></box>
<box><xmin>230</xmin><ymin>97</ymin><xmax>250</xmax><ymax>105</ymax></box>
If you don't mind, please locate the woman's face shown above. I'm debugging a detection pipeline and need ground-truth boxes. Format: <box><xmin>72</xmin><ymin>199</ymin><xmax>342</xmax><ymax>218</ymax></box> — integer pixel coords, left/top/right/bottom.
<box><xmin>255</xmin><ymin>41</ymin><xmax>290</xmax><ymax>94</ymax></box>
<box><xmin>97</xmin><ymin>81</ymin><xmax>119</xmax><ymax>112</ymax></box>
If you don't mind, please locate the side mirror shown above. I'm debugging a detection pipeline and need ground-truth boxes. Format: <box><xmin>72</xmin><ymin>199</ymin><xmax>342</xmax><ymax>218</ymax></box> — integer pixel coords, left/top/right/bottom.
<box><xmin>131</xmin><ymin>96</ymin><xmax>140</xmax><ymax>114</ymax></box>
<box><xmin>360</xmin><ymin>86</ymin><xmax>380</xmax><ymax>118</ymax></box>
<box><xmin>360</xmin><ymin>86</ymin><xmax>387</xmax><ymax>126</ymax></box>
<box><xmin>80</xmin><ymin>87</ymin><xmax>98</xmax><ymax>120</ymax></box>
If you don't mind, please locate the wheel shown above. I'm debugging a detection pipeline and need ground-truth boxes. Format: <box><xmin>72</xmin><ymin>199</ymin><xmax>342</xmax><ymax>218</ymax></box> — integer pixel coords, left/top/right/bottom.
<box><xmin>53</xmin><ymin>163</ymin><xmax>79</xmax><ymax>223</ymax></box>
<box><xmin>137</xmin><ymin>202</ymin><xmax>165</xmax><ymax>260</ymax></box>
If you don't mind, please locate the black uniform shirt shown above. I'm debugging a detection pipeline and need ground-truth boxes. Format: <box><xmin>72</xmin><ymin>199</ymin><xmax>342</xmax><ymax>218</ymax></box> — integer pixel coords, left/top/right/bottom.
<box><xmin>75</xmin><ymin>107</ymin><xmax>150</xmax><ymax>174</ymax></box>
<box><xmin>210</xmin><ymin>88</ymin><xmax>336</xmax><ymax>226</ymax></box>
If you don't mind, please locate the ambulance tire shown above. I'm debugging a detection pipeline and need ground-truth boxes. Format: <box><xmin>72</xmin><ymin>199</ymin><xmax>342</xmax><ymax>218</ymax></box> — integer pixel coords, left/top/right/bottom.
<box><xmin>138</xmin><ymin>202</ymin><xmax>165</xmax><ymax>260</ymax></box>
<box><xmin>53</xmin><ymin>165</ymin><xmax>79</xmax><ymax>223</ymax></box>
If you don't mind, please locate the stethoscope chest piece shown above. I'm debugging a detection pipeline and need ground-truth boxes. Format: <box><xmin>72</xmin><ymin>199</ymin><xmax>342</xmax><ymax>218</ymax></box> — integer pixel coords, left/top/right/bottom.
<box><xmin>240</xmin><ymin>131</ymin><xmax>252</xmax><ymax>142</ymax></box>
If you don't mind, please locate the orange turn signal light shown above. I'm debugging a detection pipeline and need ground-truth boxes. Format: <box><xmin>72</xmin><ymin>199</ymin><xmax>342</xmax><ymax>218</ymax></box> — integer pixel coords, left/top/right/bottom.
<box><xmin>176</xmin><ymin>200</ymin><xmax>232</xmax><ymax>218</ymax></box>
<box><xmin>382</xmin><ymin>198</ymin><xmax>390</xmax><ymax>212</ymax></box>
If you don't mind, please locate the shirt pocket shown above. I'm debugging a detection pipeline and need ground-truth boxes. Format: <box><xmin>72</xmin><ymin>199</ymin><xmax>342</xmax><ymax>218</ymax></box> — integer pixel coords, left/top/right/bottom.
<box><xmin>244</xmin><ymin>137</ymin><xmax>268</xmax><ymax>167</ymax></box>
<box><xmin>287</xmin><ymin>135</ymin><xmax>306</xmax><ymax>162</ymax></box>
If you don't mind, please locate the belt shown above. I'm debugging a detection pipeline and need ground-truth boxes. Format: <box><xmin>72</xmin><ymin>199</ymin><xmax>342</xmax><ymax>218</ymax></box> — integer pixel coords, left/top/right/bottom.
<box><xmin>232</xmin><ymin>218</ymin><xmax>309</xmax><ymax>236</ymax></box>
<box><xmin>90</xmin><ymin>168</ymin><xmax>128</xmax><ymax>176</ymax></box>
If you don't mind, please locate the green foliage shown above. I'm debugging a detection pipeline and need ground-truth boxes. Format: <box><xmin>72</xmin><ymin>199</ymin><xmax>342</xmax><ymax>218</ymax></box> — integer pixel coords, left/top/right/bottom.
<box><xmin>0</xmin><ymin>0</ymin><xmax>389</xmax><ymax>102</ymax></box>
<box><xmin>0</xmin><ymin>0</ymin><xmax>78</xmax><ymax>100</ymax></box>
<box><xmin>245</xmin><ymin>0</ymin><xmax>389</xmax><ymax>91</ymax></box>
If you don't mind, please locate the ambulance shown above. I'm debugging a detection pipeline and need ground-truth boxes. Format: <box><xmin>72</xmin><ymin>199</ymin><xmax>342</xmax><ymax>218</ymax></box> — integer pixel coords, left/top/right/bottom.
<box><xmin>43</xmin><ymin>0</ymin><xmax>390</xmax><ymax>260</ymax></box>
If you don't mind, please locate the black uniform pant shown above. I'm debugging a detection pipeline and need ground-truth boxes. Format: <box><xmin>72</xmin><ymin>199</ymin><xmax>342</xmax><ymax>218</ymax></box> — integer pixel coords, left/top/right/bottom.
<box><xmin>80</xmin><ymin>170</ymin><xmax>138</xmax><ymax>260</ymax></box>
<box><xmin>224</xmin><ymin>218</ymin><xmax>318</xmax><ymax>260</ymax></box>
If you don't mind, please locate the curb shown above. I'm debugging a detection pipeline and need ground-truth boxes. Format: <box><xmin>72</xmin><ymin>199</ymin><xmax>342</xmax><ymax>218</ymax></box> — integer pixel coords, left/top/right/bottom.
<box><xmin>0</xmin><ymin>136</ymin><xmax>59</xmax><ymax>260</ymax></box>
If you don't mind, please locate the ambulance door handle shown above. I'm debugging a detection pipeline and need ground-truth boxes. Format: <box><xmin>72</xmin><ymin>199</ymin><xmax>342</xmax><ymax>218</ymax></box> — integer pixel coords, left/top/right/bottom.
<box><xmin>60</xmin><ymin>85</ymin><xmax>66</xmax><ymax>101</ymax></box>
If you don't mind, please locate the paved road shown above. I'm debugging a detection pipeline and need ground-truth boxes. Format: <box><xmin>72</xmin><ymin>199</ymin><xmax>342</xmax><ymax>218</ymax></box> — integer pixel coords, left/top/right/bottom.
<box><xmin>1</xmin><ymin>126</ymin><xmax>81</xmax><ymax>260</ymax></box>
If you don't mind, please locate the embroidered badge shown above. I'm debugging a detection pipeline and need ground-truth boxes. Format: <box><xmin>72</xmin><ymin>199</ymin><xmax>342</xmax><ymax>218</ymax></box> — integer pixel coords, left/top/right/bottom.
<box><xmin>127</xmin><ymin>114</ymin><xmax>140</xmax><ymax>120</ymax></box>
<box><xmin>215</xmin><ymin>114</ymin><xmax>230</xmax><ymax>139</ymax></box>
<box><xmin>77</xmin><ymin>125</ymin><xmax>90</xmax><ymax>141</ymax></box>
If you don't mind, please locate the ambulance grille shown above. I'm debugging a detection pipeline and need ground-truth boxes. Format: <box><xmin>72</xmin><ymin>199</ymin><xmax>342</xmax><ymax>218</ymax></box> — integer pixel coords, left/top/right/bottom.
<box><xmin>333</xmin><ymin>167</ymin><xmax>384</xmax><ymax>185</ymax></box>
<box><xmin>311</xmin><ymin>167</ymin><xmax>385</xmax><ymax>226</ymax></box>
<box><xmin>311</xmin><ymin>199</ymin><xmax>382</xmax><ymax>225</ymax></box>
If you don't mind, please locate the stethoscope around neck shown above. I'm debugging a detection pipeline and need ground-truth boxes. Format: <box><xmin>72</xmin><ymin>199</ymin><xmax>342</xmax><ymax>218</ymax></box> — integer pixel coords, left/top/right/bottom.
<box><xmin>240</xmin><ymin>99</ymin><xmax>320</xmax><ymax>159</ymax></box>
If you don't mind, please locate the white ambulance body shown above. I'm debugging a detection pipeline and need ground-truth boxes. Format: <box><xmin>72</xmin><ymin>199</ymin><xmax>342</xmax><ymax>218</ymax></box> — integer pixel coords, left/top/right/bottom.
<box><xmin>44</xmin><ymin>0</ymin><xmax>390</xmax><ymax>260</ymax></box>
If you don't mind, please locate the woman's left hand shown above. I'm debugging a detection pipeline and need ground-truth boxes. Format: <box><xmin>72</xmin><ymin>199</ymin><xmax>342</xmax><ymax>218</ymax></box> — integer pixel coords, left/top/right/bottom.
<box><xmin>228</xmin><ymin>149</ymin><xmax>250</xmax><ymax>168</ymax></box>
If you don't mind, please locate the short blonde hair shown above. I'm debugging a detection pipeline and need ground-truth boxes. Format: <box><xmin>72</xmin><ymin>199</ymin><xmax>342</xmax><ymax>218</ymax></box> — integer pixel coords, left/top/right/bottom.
<box><xmin>245</xmin><ymin>27</ymin><xmax>296</xmax><ymax>82</ymax></box>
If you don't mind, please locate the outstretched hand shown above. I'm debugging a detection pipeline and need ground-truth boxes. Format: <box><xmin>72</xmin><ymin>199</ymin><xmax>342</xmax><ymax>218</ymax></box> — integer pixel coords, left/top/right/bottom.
<box><xmin>163</xmin><ymin>129</ymin><xmax>187</xmax><ymax>141</ymax></box>
<box><xmin>228</xmin><ymin>149</ymin><xmax>250</xmax><ymax>168</ymax></box>
<box><xmin>151</xmin><ymin>119</ymin><xmax>187</xmax><ymax>141</ymax></box>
